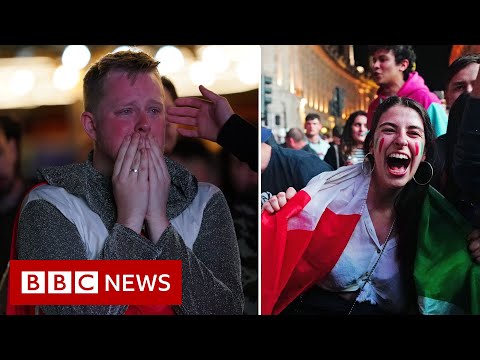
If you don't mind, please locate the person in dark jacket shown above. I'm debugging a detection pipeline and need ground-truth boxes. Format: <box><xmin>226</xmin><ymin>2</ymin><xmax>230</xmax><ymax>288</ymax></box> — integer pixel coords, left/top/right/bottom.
<box><xmin>430</xmin><ymin>53</ymin><xmax>480</xmax><ymax>263</ymax></box>
<box><xmin>451</xmin><ymin>61</ymin><xmax>480</xmax><ymax>264</ymax></box>
<box><xmin>0</xmin><ymin>116</ymin><xmax>30</xmax><ymax>315</ymax></box>
<box><xmin>323</xmin><ymin>125</ymin><xmax>343</xmax><ymax>170</ymax></box>
<box><xmin>282</xmin><ymin>127</ymin><xmax>317</xmax><ymax>155</ymax></box>
<box><xmin>261</xmin><ymin>127</ymin><xmax>332</xmax><ymax>199</ymax></box>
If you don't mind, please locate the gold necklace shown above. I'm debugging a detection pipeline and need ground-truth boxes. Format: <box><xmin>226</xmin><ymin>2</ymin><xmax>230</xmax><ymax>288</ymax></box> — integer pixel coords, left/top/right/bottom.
<box><xmin>347</xmin><ymin>218</ymin><xmax>396</xmax><ymax>315</ymax></box>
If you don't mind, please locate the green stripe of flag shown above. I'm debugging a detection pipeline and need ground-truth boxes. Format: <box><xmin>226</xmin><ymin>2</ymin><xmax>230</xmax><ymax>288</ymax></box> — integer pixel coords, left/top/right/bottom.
<box><xmin>415</xmin><ymin>186</ymin><xmax>480</xmax><ymax>314</ymax></box>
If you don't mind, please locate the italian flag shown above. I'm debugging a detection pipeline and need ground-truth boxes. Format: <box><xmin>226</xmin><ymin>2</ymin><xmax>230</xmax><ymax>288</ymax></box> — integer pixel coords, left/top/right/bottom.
<box><xmin>416</xmin><ymin>186</ymin><xmax>480</xmax><ymax>314</ymax></box>
<box><xmin>261</xmin><ymin>164</ymin><xmax>480</xmax><ymax>315</ymax></box>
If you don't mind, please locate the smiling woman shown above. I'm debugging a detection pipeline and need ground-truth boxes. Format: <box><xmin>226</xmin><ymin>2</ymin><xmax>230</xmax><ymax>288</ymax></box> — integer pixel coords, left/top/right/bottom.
<box><xmin>367</xmin><ymin>102</ymin><xmax>427</xmax><ymax>188</ymax></box>
<box><xmin>261</xmin><ymin>96</ymin><xmax>439</xmax><ymax>315</ymax></box>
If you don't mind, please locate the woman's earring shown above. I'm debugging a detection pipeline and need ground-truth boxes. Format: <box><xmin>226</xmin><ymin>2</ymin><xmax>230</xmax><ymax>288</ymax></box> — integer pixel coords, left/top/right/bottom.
<box><xmin>362</xmin><ymin>152</ymin><xmax>375</xmax><ymax>176</ymax></box>
<box><xmin>413</xmin><ymin>161</ymin><xmax>433</xmax><ymax>186</ymax></box>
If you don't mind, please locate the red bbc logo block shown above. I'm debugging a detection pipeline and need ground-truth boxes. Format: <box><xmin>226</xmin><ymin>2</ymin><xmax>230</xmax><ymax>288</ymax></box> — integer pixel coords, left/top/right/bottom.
<box><xmin>9</xmin><ymin>260</ymin><xmax>181</xmax><ymax>305</ymax></box>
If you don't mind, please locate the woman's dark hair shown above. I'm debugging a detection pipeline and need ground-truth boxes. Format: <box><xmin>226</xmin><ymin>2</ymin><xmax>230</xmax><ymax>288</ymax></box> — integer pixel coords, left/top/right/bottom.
<box><xmin>368</xmin><ymin>45</ymin><xmax>417</xmax><ymax>81</ymax></box>
<box><xmin>341</xmin><ymin>110</ymin><xmax>367</xmax><ymax>159</ymax></box>
<box><xmin>364</xmin><ymin>96</ymin><xmax>435</xmax><ymax>312</ymax></box>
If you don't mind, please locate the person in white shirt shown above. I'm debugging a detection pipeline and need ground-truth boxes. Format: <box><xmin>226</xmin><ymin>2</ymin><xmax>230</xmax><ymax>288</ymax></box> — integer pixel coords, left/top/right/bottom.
<box><xmin>304</xmin><ymin>113</ymin><xmax>330</xmax><ymax>160</ymax></box>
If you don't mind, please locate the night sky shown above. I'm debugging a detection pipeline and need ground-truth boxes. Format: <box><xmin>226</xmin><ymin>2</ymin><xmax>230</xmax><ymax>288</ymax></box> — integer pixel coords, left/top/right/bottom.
<box><xmin>353</xmin><ymin>45</ymin><xmax>453</xmax><ymax>92</ymax></box>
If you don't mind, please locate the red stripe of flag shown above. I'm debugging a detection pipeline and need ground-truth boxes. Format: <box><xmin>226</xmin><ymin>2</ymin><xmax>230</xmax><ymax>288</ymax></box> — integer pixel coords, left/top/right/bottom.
<box><xmin>262</xmin><ymin>191</ymin><xmax>361</xmax><ymax>315</ymax></box>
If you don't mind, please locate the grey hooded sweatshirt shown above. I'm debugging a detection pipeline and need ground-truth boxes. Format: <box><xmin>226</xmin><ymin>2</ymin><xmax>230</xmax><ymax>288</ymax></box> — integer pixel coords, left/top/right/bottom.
<box><xmin>16</xmin><ymin>152</ymin><xmax>244</xmax><ymax>315</ymax></box>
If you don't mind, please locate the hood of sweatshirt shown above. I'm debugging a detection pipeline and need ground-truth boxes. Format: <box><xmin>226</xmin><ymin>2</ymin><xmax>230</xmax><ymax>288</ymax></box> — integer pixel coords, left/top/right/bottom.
<box><xmin>377</xmin><ymin>72</ymin><xmax>441</xmax><ymax>105</ymax></box>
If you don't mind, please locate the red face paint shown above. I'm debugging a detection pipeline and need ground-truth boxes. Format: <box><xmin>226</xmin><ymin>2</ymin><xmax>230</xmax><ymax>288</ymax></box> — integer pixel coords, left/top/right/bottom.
<box><xmin>378</xmin><ymin>138</ymin><xmax>384</xmax><ymax>153</ymax></box>
<box><xmin>415</xmin><ymin>142</ymin><xmax>419</xmax><ymax>156</ymax></box>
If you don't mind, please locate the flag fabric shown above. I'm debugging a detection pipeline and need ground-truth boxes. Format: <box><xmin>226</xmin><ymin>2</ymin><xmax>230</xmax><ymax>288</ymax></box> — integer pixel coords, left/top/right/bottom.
<box><xmin>262</xmin><ymin>164</ymin><xmax>367</xmax><ymax>315</ymax></box>
<box><xmin>261</xmin><ymin>163</ymin><xmax>480</xmax><ymax>315</ymax></box>
<box><xmin>415</xmin><ymin>186</ymin><xmax>480</xmax><ymax>314</ymax></box>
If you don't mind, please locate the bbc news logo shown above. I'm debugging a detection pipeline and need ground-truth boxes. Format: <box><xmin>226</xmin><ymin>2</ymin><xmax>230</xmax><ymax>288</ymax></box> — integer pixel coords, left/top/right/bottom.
<box><xmin>22</xmin><ymin>271</ymin><xmax>100</xmax><ymax>294</ymax></box>
<box><xmin>9</xmin><ymin>260</ymin><xmax>181</xmax><ymax>305</ymax></box>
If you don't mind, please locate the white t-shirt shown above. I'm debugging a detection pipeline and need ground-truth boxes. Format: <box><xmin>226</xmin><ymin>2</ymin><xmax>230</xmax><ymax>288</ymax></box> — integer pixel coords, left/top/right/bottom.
<box><xmin>307</xmin><ymin>138</ymin><xmax>330</xmax><ymax>160</ymax></box>
<box><xmin>318</xmin><ymin>208</ymin><xmax>407</xmax><ymax>314</ymax></box>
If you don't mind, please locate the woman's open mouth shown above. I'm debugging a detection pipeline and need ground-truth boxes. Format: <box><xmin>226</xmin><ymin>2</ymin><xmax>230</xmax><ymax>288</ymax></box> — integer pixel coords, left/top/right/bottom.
<box><xmin>386</xmin><ymin>153</ymin><xmax>410</xmax><ymax>176</ymax></box>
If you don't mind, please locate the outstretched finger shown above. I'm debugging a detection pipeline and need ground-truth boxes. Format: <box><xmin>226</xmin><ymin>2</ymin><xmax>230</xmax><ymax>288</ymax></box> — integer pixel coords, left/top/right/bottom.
<box><xmin>174</xmin><ymin>97</ymin><xmax>209</xmax><ymax>108</ymax></box>
<box><xmin>167</xmin><ymin>107</ymin><xmax>199</xmax><ymax>118</ymax></box>
<box><xmin>199</xmin><ymin>85</ymin><xmax>219</xmax><ymax>102</ymax></box>
<box><xmin>167</xmin><ymin>115</ymin><xmax>197</xmax><ymax>127</ymax></box>
<box><xmin>177</xmin><ymin>128</ymin><xmax>199</xmax><ymax>138</ymax></box>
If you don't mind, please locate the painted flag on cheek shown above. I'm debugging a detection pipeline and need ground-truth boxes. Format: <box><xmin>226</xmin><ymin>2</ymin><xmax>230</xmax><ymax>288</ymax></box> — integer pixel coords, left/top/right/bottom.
<box><xmin>415</xmin><ymin>186</ymin><xmax>480</xmax><ymax>315</ymax></box>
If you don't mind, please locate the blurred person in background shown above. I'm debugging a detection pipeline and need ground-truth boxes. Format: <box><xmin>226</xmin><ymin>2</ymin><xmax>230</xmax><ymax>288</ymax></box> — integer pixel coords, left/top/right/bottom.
<box><xmin>0</xmin><ymin>115</ymin><xmax>29</xmax><ymax>315</ymax></box>
<box><xmin>432</xmin><ymin>54</ymin><xmax>480</xmax><ymax>233</ymax></box>
<box><xmin>261</xmin><ymin>127</ymin><xmax>332</xmax><ymax>201</ymax></box>
<box><xmin>323</xmin><ymin>125</ymin><xmax>343</xmax><ymax>170</ymax></box>
<box><xmin>453</xmin><ymin>60</ymin><xmax>480</xmax><ymax>262</ymax></box>
<box><xmin>444</xmin><ymin>54</ymin><xmax>480</xmax><ymax>110</ymax></box>
<box><xmin>283</xmin><ymin>127</ymin><xmax>318</xmax><ymax>155</ymax></box>
<box><xmin>170</xmin><ymin>137</ymin><xmax>221</xmax><ymax>187</ymax></box>
<box><xmin>162</xmin><ymin>76</ymin><xmax>179</xmax><ymax>156</ymax></box>
<box><xmin>332</xmin><ymin>126</ymin><xmax>343</xmax><ymax>146</ymax></box>
<box><xmin>367</xmin><ymin>45</ymin><xmax>447</xmax><ymax>138</ymax></box>
<box><xmin>221</xmin><ymin>150</ymin><xmax>258</xmax><ymax>314</ymax></box>
<box><xmin>304</xmin><ymin>113</ymin><xmax>330</xmax><ymax>160</ymax></box>
<box><xmin>325</xmin><ymin>111</ymin><xmax>368</xmax><ymax>170</ymax></box>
